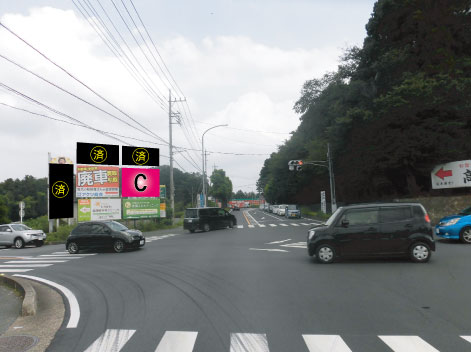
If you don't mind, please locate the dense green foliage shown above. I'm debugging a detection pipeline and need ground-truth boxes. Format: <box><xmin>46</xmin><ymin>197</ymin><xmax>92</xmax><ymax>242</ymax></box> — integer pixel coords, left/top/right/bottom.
<box><xmin>210</xmin><ymin>169</ymin><xmax>233</xmax><ymax>207</ymax></box>
<box><xmin>258</xmin><ymin>0</ymin><xmax>471</xmax><ymax>204</ymax></box>
<box><xmin>159</xmin><ymin>165</ymin><xmax>203</xmax><ymax>210</ymax></box>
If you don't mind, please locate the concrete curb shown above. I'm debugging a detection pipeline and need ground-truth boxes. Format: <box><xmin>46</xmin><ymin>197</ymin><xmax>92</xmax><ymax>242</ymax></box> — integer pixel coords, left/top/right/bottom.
<box><xmin>0</xmin><ymin>275</ymin><xmax>37</xmax><ymax>316</ymax></box>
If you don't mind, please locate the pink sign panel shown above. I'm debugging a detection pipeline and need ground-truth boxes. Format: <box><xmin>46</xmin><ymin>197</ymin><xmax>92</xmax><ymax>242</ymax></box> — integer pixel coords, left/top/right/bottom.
<box><xmin>121</xmin><ymin>168</ymin><xmax>160</xmax><ymax>197</ymax></box>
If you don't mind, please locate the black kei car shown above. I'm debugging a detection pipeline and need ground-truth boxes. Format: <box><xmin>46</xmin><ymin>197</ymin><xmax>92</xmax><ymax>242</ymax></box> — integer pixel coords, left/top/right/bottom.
<box><xmin>184</xmin><ymin>207</ymin><xmax>237</xmax><ymax>233</ymax></box>
<box><xmin>307</xmin><ymin>203</ymin><xmax>435</xmax><ymax>264</ymax></box>
<box><xmin>66</xmin><ymin>220</ymin><xmax>145</xmax><ymax>254</ymax></box>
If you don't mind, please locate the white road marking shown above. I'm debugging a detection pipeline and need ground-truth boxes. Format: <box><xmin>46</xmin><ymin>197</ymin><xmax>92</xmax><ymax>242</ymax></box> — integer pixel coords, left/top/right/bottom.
<box><xmin>244</xmin><ymin>210</ymin><xmax>261</xmax><ymax>226</ymax></box>
<box><xmin>6</xmin><ymin>260</ymin><xmax>67</xmax><ymax>263</ymax></box>
<box><xmin>0</xmin><ymin>264</ymin><xmax>53</xmax><ymax>267</ymax></box>
<box><xmin>461</xmin><ymin>336</ymin><xmax>471</xmax><ymax>344</ymax></box>
<box><xmin>249</xmin><ymin>248</ymin><xmax>289</xmax><ymax>252</ymax></box>
<box><xmin>378</xmin><ymin>336</ymin><xmax>439</xmax><ymax>351</ymax></box>
<box><xmin>269</xmin><ymin>224</ymin><xmax>277</xmax><ymax>227</ymax></box>
<box><xmin>279</xmin><ymin>224</ymin><xmax>288</xmax><ymax>227</ymax></box>
<box><xmin>300</xmin><ymin>223</ymin><xmax>310</xmax><ymax>226</ymax></box>
<box><xmin>52</xmin><ymin>252</ymin><xmax>97</xmax><ymax>256</ymax></box>
<box><xmin>248</xmin><ymin>225</ymin><xmax>255</xmax><ymax>228</ymax></box>
<box><xmin>154</xmin><ymin>331</ymin><xmax>198</xmax><ymax>352</ymax></box>
<box><xmin>237</xmin><ymin>225</ymin><xmax>244</xmax><ymax>229</ymax></box>
<box><xmin>266</xmin><ymin>239</ymin><xmax>291</xmax><ymax>244</ymax></box>
<box><xmin>38</xmin><ymin>256</ymin><xmax>82</xmax><ymax>259</ymax></box>
<box><xmin>281</xmin><ymin>242</ymin><xmax>307</xmax><ymax>248</ymax></box>
<box><xmin>14</xmin><ymin>274</ymin><xmax>80</xmax><ymax>328</ymax></box>
<box><xmin>230</xmin><ymin>333</ymin><xmax>269</xmax><ymax>352</ymax></box>
<box><xmin>303</xmin><ymin>334</ymin><xmax>352</xmax><ymax>352</ymax></box>
<box><xmin>290</xmin><ymin>223</ymin><xmax>300</xmax><ymax>227</ymax></box>
<box><xmin>262</xmin><ymin>211</ymin><xmax>287</xmax><ymax>221</ymax></box>
<box><xmin>258</xmin><ymin>225</ymin><xmax>266</xmax><ymax>228</ymax></box>
<box><xmin>0</xmin><ymin>269</ymin><xmax>33</xmax><ymax>272</ymax></box>
<box><xmin>84</xmin><ymin>329</ymin><xmax>136</xmax><ymax>352</ymax></box>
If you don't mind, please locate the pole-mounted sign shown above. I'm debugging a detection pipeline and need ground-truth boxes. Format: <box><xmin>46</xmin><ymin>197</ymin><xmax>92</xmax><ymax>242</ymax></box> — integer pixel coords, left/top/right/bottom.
<box><xmin>122</xmin><ymin>146</ymin><xmax>159</xmax><ymax>167</ymax></box>
<box><xmin>49</xmin><ymin>163</ymin><xmax>74</xmax><ymax>219</ymax></box>
<box><xmin>121</xmin><ymin>168</ymin><xmax>160</xmax><ymax>197</ymax></box>
<box><xmin>76</xmin><ymin>142</ymin><xmax>119</xmax><ymax>165</ymax></box>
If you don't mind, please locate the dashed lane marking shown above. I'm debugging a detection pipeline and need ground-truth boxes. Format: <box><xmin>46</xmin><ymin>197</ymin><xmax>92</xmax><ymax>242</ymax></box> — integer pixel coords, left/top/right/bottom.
<box><xmin>84</xmin><ymin>329</ymin><xmax>136</xmax><ymax>352</ymax></box>
<box><xmin>230</xmin><ymin>333</ymin><xmax>269</xmax><ymax>352</ymax></box>
<box><xmin>155</xmin><ymin>331</ymin><xmax>198</xmax><ymax>352</ymax></box>
<box><xmin>378</xmin><ymin>336</ymin><xmax>439</xmax><ymax>352</ymax></box>
<box><xmin>303</xmin><ymin>334</ymin><xmax>352</xmax><ymax>352</ymax></box>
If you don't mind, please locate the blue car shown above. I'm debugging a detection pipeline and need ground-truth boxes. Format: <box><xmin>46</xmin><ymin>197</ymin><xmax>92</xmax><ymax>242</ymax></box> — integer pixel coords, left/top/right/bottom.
<box><xmin>435</xmin><ymin>206</ymin><xmax>471</xmax><ymax>243</ymax></box>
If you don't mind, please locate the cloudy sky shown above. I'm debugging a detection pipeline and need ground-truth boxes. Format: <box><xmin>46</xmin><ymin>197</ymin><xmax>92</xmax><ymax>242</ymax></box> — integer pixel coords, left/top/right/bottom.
<box><xmin>0</xmin><ymin>0</ymin><xmax>376</xmax><ymax>193</ymax></box>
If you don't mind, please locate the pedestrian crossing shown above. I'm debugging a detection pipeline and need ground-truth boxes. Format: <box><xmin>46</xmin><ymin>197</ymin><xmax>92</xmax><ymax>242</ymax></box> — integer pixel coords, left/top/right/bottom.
<box><xmin>236</xmin><ymin>223</ymin><xmax>317</xmax><ymax>229</ymax></box>
<box><xmin>0</xmin><ymin>251</ymin><xmax>95</xmax><ymax>274</ymax></box>
<box><xmin>82</xmin><ymin>330</ymin><xmax>471</xmax><ymax>352</ymax></box>
<box><xmin>145</xmin><ymin>233</ymin><xmax>180</xmax><ymax>243</ymax></box>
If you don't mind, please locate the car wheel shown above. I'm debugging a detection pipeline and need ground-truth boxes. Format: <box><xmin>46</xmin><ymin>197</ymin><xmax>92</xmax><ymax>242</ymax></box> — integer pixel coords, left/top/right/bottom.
<box><xmin>459</xmin><ymin>226</ymin><xmax>471</xmax><ymax>244</ymax></box>
<box><xmin>113</xmin><ymin>239</ymin><xmax>125</xmax><ymax>253</ymax></box>
<box><xmin>315</xmin><ymin>244</ymin><xmax>335</xmax><ymax>264</ymax></box>
<box><xmin>68</xmin><ymin>242</ymin><xmax>79</xmax><ymax>254</ymax></box>
<box><xmin>410</xmin><ymin>242</ymin><xmax>431</xmax><ymax>263</ymax></box>
<box><xmin>36</xmin><ymin>240</ymin><xmax>44</xmax><ymax>247</ymax></box>
<box><xmin>228</xmin><ymin>220</ymin><xmax>234</xmax><ymax>228</ymax></box>
<box><xmin>14</xmin><ymin>238</ymin><xmax>25</xmax><ymax>249</ymax></box>
<box><xmin>203</xmin><ymin>223</ymin><xmax>210</xmax><ymax>232</ymax></box>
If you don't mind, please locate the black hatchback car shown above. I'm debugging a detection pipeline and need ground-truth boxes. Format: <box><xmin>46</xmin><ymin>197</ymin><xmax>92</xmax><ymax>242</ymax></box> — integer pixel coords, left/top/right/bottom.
<box><xmin>66</xmin><ymin>220</ymin><xmax>145</xmax><ymax>254</ymax></box>
<box><xmin>184</xmin><ymin>207</ymin><xmax>237</xmax><ymax>233</ymax></box>
<box><xmin>307</xmin><ymin>203</ymin><xmax>435</xmax><ymax>263</ymax></box>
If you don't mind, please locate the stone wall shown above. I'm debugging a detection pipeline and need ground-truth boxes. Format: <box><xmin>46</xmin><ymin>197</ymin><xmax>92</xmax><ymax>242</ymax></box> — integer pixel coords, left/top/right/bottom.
<box><xmin>396</xmin><ymin>195</ymin><xmax>471</xmax><ymax>225</ymax></box>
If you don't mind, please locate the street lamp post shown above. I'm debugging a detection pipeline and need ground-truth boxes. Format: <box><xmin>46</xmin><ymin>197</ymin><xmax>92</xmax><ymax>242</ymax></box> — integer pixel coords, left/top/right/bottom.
<box><xmin>201</xmin><ymin>124</ymin><xmax>228</xmax><ymax>208</ymax></box>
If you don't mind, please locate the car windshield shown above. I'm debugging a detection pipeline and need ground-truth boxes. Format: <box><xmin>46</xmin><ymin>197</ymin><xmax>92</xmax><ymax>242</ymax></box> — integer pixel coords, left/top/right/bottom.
<box><xmin>287</xmin><ymin>205</ymin><xmax>297</xmax><ymax>210</ymax></box>
<box><xmin>185</xmin><ymin>209</ymin><xmax>198</xmax><ymax>218</ymax></box>
<box><xmin>11</xmin><ymin>224</ymin><xmax>32</xmax><ymax>231</ymax></box>
<box><xmin>324</xmin><ymin>207</ymin><xmax>343</xmax><ymax>226</ymax></box>
<box><xmin>458</xmin><ymin>206</ymin><xmax>471</xmax><ymax>215</ymax></box>
<box><xmin>107</xmin><ymin>221</ymin><xmax>128</xmax><ymax>231</ymax></box>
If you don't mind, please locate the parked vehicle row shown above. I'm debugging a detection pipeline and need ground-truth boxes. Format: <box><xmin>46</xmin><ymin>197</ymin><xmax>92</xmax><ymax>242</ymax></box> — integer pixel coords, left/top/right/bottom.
<box><xmin>262</xmin><ymin>203</ymin><xmax>301</xmax><ymax>218</ymax></box>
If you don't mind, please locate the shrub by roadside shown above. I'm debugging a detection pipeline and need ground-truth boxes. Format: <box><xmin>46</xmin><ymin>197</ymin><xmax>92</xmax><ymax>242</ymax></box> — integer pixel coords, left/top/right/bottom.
<box><xmin>300</xmin><ymin>207</ymin><xmax>331</xmax><ymax>221</ymax></box>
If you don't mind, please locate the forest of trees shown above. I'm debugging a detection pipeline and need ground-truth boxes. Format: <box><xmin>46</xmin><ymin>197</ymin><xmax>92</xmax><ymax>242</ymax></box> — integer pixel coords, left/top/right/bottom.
<box><xmin>258</xmin><ymin>0</ymin><xmax>471</xmax><ymax>205</ymax></box>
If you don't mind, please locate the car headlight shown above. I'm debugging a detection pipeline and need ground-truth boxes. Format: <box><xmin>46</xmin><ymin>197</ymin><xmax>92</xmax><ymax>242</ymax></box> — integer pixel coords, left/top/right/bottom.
<box><xmin>444</xmin><ymin>218</ymin><xmax>460</xmax><ymax>226</ymax></box>
<box><xmin>308</xmin><ymin>230</ymin><xmax>316</xmax><ymax>240</ymax></box>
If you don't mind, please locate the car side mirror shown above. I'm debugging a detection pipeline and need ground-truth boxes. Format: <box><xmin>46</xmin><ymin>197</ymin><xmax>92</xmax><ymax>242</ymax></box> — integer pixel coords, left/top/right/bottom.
<box><xmin>341</xmin><ymin>219</ymin><xmax>349</xmax><ymax>227</ymax></box>
<box><xmin>6</xmin><ymin>229</ymin><xmax>12</xmax><ymax>232</ymax></box>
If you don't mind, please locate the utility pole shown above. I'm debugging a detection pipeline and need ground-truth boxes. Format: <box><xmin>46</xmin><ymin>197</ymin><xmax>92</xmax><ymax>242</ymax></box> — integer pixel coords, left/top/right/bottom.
<box><xmin>168</xmin><ymin>90</ymin><xmax>185</xmax><ymax>223</ymax></box>
<box><xmin>327</xmin><ymin>143</ymin><xmax>337</xmax><ymax>212</ymax></box>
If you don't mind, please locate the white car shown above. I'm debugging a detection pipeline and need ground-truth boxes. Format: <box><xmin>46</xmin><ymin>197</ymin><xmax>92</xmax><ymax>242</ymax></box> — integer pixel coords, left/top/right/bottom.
<box><xmin>277</xmin><ymin>205</ymin><xmax>287</xmax><ymax>216</ymax></box>
<box><xmin>0</xmin><ymin>223</ymin><xmax>47</xmax><ymax>248</ymax></box>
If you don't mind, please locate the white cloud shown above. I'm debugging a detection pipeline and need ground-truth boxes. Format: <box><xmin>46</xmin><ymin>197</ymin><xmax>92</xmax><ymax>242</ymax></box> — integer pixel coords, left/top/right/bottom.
<box><xmin>0</xmin><ymin>6</ymin><xmax>343</xmax><ymax>192</ymax></box>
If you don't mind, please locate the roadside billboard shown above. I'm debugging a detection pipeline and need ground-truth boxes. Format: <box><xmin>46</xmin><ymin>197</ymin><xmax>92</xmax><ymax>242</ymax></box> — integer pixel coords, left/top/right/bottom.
<box><xmin>76</xmin><ymin>165</ymin><xmax>120</xmax><ymax>198</ymax></box>
<box><xmin>431</xmin><ymin>160</ymin><xmax>471</xmax><ymax>189</ymax></box>
<box><xmin>122</xmin><ymin>198</ymin><xmax>160</xmax><ymax>219</ymax></box>
<box><xmin>49</xmin><ymin>163</ymin><xmax>74</xmax><ymax>219</ymax></box>
<box><xmin>160</xmin><ymin>201</ymin><xmax>166</xmax><ymax>218</ymax></box>
<box><xmin>76</xmin><ymin>142</ymin><xmax>119</xmax><ymax>165</ymax></box>
<box><xmin>78</xmin><ymin>199</ymin><xmax>121</xmax><ymax>222</ymax></box>
<box><xmin>121</xmin><ymin>168</ymin><xmax>160</xmax><ymax>197</ymax></box>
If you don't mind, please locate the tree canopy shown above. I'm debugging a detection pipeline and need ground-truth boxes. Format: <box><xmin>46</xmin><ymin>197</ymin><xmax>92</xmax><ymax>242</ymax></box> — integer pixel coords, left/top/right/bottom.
<box><xmin>210</xmin><ymin>169</ymin><xmax>233</xmax><ymax>207</ymax></box>
<box><xmin>258</xmin><ymin>0</ymin><xmax>471</xmax><ymax>204</ymax></box>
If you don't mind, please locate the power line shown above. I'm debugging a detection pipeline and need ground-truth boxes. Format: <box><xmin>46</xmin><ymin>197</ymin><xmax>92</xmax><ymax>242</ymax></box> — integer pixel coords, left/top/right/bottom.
<box><xmin>195</xmin><ymin>120</ymin><xmax>291</xmax><ymax>135</ymax></box>
<box><xmin>0</xmin><ymin>21</ymin><xmax>169</xmax><ymax>145</ymax></box>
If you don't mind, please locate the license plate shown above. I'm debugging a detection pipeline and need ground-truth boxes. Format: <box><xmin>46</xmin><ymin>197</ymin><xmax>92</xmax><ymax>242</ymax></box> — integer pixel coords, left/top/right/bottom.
<box><xmin>140</xmin><ymin>240</ymin><xmax>145</xmax><ymax>245</ymax></box>
<box><xmin>188</xmin><ymin>219</ymin><xmax>193</xmax><ymax>223</ymax></box>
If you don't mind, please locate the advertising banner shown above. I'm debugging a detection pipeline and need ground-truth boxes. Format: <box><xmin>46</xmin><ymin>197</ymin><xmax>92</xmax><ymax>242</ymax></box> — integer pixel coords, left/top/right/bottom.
<box><xmin>160</xmin><ymin>202</ymin><xmax>166</xmax><ymax>218</ymax></box>
<box><xmin>49</xmin><ymin>163</ymin><xmax>74</xmax><ymax>219</ymax></box>
<box><xmin>122</xmin><ymin>146</ymin><xmax>159</xmax><ymax>167</ymax></box>
<box><xmin>121</xmin><ymin>168</ymin><xmax>160</xmax><ymax>197</ymax></box>
<box><xmin>160</xmin><ymin>185</ymin><xmax>166</xmax><ymax>198</ymax></box>
<box><xmin>122</xmin><ymin>198</ymin><xmax>160</xmax><ymax>219</ymax></box>
<box><xmin>76</xmin><ymin>165</ymin><xmax>120</xmax><ymax>198</ymax></box>
<box><xmin>78</xmin><ymin>199</ymin><xmax>121</xmax><ymax>222</ymax></box>
<box><xmin>431</xmin><ymin>160</ymin><xmax>471</xmax><ymax>189</ymax></box>
<box><xmin>77</xmin><ymin>142</ymin><xmax>119</xmax><ymax>165</ymax></box>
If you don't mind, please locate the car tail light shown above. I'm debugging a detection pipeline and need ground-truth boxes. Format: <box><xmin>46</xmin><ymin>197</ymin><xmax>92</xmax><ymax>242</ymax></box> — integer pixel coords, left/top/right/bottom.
<box><xmin>424</xmin><ymin>213</ymin><xmax>431</xmax><ymax>223</ymax></box>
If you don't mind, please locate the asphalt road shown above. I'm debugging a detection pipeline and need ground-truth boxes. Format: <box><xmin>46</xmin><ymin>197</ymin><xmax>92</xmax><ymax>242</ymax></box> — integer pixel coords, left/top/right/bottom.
<box><xmin>1</xmin><ymin>209</ymin><xmax>471</xmax><ymax>351</ymax></box>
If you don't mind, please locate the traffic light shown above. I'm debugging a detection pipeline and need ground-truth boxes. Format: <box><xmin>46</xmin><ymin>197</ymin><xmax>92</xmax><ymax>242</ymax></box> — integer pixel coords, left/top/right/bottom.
<box><xmin>296</xmin><ymin>160</ymin><xmax>303</xmax><ymax>171</ymax></box>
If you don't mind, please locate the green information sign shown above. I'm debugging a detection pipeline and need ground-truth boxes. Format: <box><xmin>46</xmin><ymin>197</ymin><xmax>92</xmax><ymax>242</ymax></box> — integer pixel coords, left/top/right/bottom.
<box><xmin>160</xmin><ymin>185</ymin><xmax>166</xmax><ymax>198</ymax></box>
<box><xmin>122</xmin><ymin>198</ymin><xmax>160</xmax><ymax>219</ymax></box>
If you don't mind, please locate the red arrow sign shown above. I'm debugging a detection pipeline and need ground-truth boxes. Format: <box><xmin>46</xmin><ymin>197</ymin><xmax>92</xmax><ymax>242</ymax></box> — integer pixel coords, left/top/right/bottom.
<box><xmin>435</xmin><ymin>167</ymin><xmax>453</xmax><ymax>180</ymax></box>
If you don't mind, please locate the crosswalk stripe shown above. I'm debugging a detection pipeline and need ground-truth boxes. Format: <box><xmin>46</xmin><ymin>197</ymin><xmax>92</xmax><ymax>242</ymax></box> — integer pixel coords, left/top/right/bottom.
<box><xmin>248</xmin><ymin>225</ymin><xmax>255</xmax><ymax>228</ymax></box>
<box><xmin>38</xmin><ymin>256</ymin><xmax>82</xmax><ymax>259</ymax></box>
<box><xmin>52</xmin><ymin>252</ymin><xmax>97</xmax><ymax>256</ymax></box>
<box><xmin>378</xmin><ymin>336</ymin><xmax>439</xmax><ymax>351</ymax></box>
<box><xmin>84</xmin><ymin>329</ymin><xmax>136</xmax><ymax>352</ymax></box>
<box><xmin>269</xmin><ymin>224</ymin><xmax>277</xmax><ymax>227</ymax></box>
<box><xmin>0</xmin><ymin>264</ymin><xmax>53</xmax><ymax>267</ymax></box>
<box><xmin>6</xmin><ymin>260</ymin><xmax>67</xmax><ymax>263</ymax></box>
<box><xmin>258</xmin><ymin>225</ymin><xmax>266</xmax><ymax>228</ymax></box>
<box><xmin>230</xmin><ymin>333</ymin><xmax>269</xmax><ymax>352</ymax></box>
<box><xmin>461</xmin><ymin>336</ymin><xmax>471</xmax><ymax>344</ymax></box>
<box><xmin>154</xmin><ymin>331</ymin><xmax>198</xmax><ymax>352</ymax></box>
<box><xmin>290</xmin><ymin>223</ymin><xmax>300</xmax><ymax>226</ymax></box>
<box><xmin>300</xmin><ymin>223</ymin><xmax>309</xmax><ymax>226</ymax></box>
<box><xmin>279</xmin><ymin>224</ymin><xmax>288</xmax><ymax>227</ymax></box>
<box><xmin>303</xmin><ymin>335</ymin><xmax>352</xmax><ymax>352</ymax></box>
<box><xmin>236</xmin><ymin>225</ymin><xmax>243</xmax><ymax>228</ymax></box>
<box><xmin>0</xmin><ymin>269</ymin><xmax>34</xmax><ymax>272</ymax></box>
